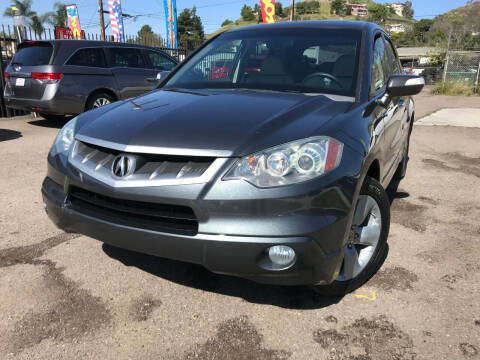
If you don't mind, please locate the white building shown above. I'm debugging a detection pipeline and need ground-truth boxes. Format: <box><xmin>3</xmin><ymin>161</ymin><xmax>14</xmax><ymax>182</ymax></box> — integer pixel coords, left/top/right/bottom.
<box><xmin>389</xmin><ymin>23</ymin><xmax>406</xmax><ymax>34</ymax></box>
<box><xmin>388</xmin><ymin>3</ymin><xmax>406</xmax><ymax>17</ymax></box>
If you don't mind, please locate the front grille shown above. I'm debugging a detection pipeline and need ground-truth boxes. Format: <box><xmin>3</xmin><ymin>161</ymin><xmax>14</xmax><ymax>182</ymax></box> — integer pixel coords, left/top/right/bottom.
<box><xmin>70</xmin><ymin>141</ymin><xmax>216</xmax><ymax>186</ymax></box>
<box><xmin>68</xmin><ymin>186</ymin><xmax>198</xmax><ymax>235</ymax></box>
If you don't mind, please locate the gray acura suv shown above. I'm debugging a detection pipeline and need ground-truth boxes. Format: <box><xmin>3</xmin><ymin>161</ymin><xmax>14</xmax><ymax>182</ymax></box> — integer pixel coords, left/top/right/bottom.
<box><xmin>3</xmin><ymin>40</ymin><xmax>177</xmax><ymax>120</ymax></box>
<box><xmin>42</xmin><ymin>21</ymin><xmax>424</xmax><ymax>295</ymax></box>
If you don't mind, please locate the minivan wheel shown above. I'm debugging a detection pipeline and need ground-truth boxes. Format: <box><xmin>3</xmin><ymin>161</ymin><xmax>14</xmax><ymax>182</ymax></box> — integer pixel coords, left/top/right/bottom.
<box><xmin>39</xmin><ymin>113</ymin><xmax>66</xmax><ymax>121</ymax></box>
<box><xmin>86</xmin><ymin>93</ymin><xmax>114</xmax><ymax>110</ymax></box>
<box><xmin>312</xmin><ymin>177</ymin><xmax>390</xmax><ymax>297</ymax></box>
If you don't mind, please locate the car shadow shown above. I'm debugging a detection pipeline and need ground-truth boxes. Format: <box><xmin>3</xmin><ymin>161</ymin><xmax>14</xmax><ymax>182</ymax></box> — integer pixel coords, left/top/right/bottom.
<box><xmin>0</xmin><ymin>129</ymin><xmax>22</xmax><ymax>142</ymax></box>
<box><xmin>102</xmin><ymin>243</ymin><xmax>343</xmax><ymax>309</ymax></box>
<box><xmin>28</xmin><ymin>116</ymin><xmax>72</xmax><ymax>129</ymax></box>
<box><xmin>386</xmin><ymin>178</ymin><xmax>409</xmax><ymax>205</ymax></box>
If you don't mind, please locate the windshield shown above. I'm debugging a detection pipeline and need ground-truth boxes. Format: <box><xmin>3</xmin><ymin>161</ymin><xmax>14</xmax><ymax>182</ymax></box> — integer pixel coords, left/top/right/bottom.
<box><xmin>165</xmin><ymin>28</ymin><xmax>362</xmax><ymax>96</ymax></box>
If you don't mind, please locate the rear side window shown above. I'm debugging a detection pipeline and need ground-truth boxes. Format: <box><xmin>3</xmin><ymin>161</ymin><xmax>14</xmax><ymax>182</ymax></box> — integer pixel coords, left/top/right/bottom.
<box><xmin>145</xmin><ymin>51</ymin><xmax>176</xmax><ymax>71</ymax></box>
<box><xmin>371</xmin><ymin>36</ymin><xmax>387</xmax><ymax>93</ymax></box>
<box><xmin>107</xmin><ymin>48</ymin><xmax>146</xmax><ymax>68</ymax></box>
<box><xmin>66</xmin><ymin>48</ymin><xmax>106</xmax><ymax>67</ymax></box>
<box><xmin>12</xmin><ymin>43</ymin><xmax>53</xmax><ymax>66</ymax></box>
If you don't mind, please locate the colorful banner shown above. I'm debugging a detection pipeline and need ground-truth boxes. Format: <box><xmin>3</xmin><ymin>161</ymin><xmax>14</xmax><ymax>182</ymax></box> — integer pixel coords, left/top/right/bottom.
<box><xmin>163</xmin><ymin>0</ymin><xmax>178</xmax><ymax>49</ymax></box>
<box><xmin>108</xmin><ymin>0</ymin><xmax>125</xmax><ymax>42</ymax></box>
<box><xmin>55</xmin><ymin>27</ymin><xmax>85</xmax><ymax>39</ymax></box>
<box><xmin>260</xmin><ymin>0</ymin><xmax>276</xmax><ymax>24</ymax></box>
<box><xmin>65</xmin><ymin>4</ymin><xmax>82</xmax><ymax>40</ymax></box>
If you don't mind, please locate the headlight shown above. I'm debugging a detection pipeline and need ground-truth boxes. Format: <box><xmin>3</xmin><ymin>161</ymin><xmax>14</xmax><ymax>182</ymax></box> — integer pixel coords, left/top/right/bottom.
<box><xmin>224</xmin><ymin>136</ymin><xmax>343</xmax><ymax>188</ymax></box>
<box><xmin>50</xmin><ymin>116</ymin><xmax>77</xmax><ymax>156</ymax></box>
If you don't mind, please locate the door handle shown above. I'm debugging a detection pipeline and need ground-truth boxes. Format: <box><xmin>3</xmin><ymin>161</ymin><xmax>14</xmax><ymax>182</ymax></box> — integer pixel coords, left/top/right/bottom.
<box><xmin>146</xmin><ymin>77</ymin><xmax>158</xmax><ymax>82</ymax></box>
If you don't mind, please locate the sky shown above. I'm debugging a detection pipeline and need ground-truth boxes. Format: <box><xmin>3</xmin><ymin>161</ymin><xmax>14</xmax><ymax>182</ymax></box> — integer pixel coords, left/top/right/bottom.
<box><xmin>0</xmin><ymin>0</ymin><xmax>475</xmax><ymax>40</ymax></box>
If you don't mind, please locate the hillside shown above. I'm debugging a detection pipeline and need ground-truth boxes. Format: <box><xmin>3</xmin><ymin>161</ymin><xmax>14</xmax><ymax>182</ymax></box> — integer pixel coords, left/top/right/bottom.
<box><xmin>430</xmin><ymin>1</ymin><xmax>480</xmax><ymax>34</ymax></box>
<box><xmin>207</xmin><ymin>0</ymin><xmax>414</xmax><ymax>37</ymax></box>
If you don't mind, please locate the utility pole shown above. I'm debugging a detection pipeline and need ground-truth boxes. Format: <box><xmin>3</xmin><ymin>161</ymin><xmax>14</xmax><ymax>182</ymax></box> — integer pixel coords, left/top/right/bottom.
<box><xmin>290</xmin><ymin>0</ymin><xmax>295</xmax><ymax>21</ymax></box>
<box><xmin>98</xmin><ymin>0</ymin><xmax>105</xmax><ymax>41</ymax></box>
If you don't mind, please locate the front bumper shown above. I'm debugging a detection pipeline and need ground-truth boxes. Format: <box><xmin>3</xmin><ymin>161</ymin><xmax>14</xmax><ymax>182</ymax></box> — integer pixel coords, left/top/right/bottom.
<box><xmin>42</xmin><ymin>148</ymin><xmax>362</xmax><ymax>286</ymax></box>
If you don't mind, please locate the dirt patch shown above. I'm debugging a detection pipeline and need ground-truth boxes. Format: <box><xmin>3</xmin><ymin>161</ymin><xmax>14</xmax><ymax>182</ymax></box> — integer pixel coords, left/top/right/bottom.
<box><xmin>129</xmin><ymin>295</ymin><xmax>162</xmax><ymax>322</ymax></box>
<box><xmin>475</xmin><ymin>320</ymin><xmax>480</xmax><ymax>327</ymax></box>
<box><xmin>441</xmin><ymin>273</ymin><xmax>463</xmax><ymax>284</ymax></box>
<box><xmin>182</xmin><ymin>316</ymin><xmax>291</xmax><ymax>360</ymax></box>
<box><xmin>7</xmin><ymin>259</ymin><xmax>111</xmax><ymax>354</ymax></box>
<box><xmin>0</xmin><ymin>232</ymin><xmax>80</xmax><ymax>267</ymax></box>
<box><xmin>324</xmin><ymin>315</ymin><xmax>338</xmax><ymax>324</ymax></box>
<box><xmin>391</xmin><ymin>199</ymin><xmax>428</xmax><ymax>232</ymax></box>
<box><xmin>368</xmin><ymin>266</ymin><xmax>419</xmax><ymax>291</ymax></box>
<box><xmin>1</xmin><ymin>233</ymin><xmax>111</xmax><ymax>354</ymax></box>
<box><xmin>422</xmin><ymin>154</ymin><xmax>480</xmax><ymax>179</ymax></box>
<box><xmin>313</xmin><ymin>315</ymin><xmax>415</xmax><ymax>360</ymax></box>
<box><xmin>459</xmin><ymin>343</ymin><xmax>478</xmax><ymax>358</ymax></box>
<box><xmin>418</xmin><ymin>196</ymin><xmax>438</xmax><ymax>206</ymax></box>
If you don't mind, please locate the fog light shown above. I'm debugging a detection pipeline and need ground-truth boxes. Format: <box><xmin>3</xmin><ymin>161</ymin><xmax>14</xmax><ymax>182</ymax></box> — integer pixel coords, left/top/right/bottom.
<box><xmin>268</xmin><ymin>245</ymin><xmax>296</xmax><ymax>267</ymax></box>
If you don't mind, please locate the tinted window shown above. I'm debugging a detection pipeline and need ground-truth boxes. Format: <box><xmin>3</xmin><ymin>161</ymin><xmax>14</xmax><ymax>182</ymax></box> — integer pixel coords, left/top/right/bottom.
<box><xmin>165</xmin><ymin>28</ymin><xmax>362</xmax><ymax>97</ymax></box>
<box><xmin>146</xmin><ymin>51</ymin><xmax>176</xmax><ymax>71</ymax></box>
<box><xmin>66</xmin><ymin>48</ymin><xmax>106</xmax><ymax>67</ymax></box>
<box><xmin>371</xmin><ymin>36</ymin><xmax>387</xmax><ymax>93</ymax></box>
<box><xmin>12</xmin><ymin>43</ymin><xmax>53</xmax><ymax>66</ymax></box>
<box><xmin>107</xmin><ymin>48</ymin><xmax>145</xmax><ymax>68</ymax></box>
<box><xmin>384</xmin><ymin>38</ymin><xmax>401</xmax><ymax>76</ymax></box>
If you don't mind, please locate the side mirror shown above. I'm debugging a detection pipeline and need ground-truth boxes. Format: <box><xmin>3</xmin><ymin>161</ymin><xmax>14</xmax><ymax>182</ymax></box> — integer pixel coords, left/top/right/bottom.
<box><xmin>387</xmin><ymin>74</ymin><xmax>425</xmax><ymax>97</ymax></box>
<box><xmin>156</xmin><ymin>71</ymin><xmax>171</xmax><ymax>81</ymax></box>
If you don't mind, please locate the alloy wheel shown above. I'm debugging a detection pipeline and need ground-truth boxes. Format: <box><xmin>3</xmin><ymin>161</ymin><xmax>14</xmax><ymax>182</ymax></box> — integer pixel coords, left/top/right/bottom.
<box><xmin>337</xmin><ymin>195</ymin><xmax>382</xmax><ymax>282</ymax></box>
<box><xmin>92</xmin><ymin>97</ymin><xmax>111</xmax><ymax>108</ymax></box>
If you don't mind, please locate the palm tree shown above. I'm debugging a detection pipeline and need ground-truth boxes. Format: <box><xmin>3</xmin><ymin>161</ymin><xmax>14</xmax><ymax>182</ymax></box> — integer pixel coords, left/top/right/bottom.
<box><xmin>30</xmin><ymin>13</ymin><xmax>53</xmax><ymax>38</ymax></box>
<box><xmin>48</xmin><ymin>2</ymin><xmax>67</xmax><ymax>28</ymax></box>
<box><xmin>3</xmin><ymin>0</ymin><xmax>36</xmax><ymax>18</ymax></box>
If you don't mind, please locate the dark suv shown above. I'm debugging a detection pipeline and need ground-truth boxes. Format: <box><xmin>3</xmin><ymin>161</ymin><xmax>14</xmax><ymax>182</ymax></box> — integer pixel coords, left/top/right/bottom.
<box><xmin>3</xmin><ymin>40</ymin><xmax>177</xmax><ymax>120</ymax></box>
<box><xmin>42</xmin><ymin>21</ymin><xmax>424</xmax><ymax>295</ymax></box>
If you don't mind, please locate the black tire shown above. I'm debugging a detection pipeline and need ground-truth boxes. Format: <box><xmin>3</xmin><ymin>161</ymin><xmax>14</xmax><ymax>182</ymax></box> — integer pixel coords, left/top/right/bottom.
<box><xmin>39</xmin><ymin>113</ymin><xmax>66</xmax><ymax>121</ymax></box>
<box><xmin>312</xmin><ymin>176</ymin><xmax>390</xmax><ymax>297</ymax></box>
<box><xmin>86</xmin><ymin>92</ymin><xmax>115</xmax><ymax>111</ymax></box>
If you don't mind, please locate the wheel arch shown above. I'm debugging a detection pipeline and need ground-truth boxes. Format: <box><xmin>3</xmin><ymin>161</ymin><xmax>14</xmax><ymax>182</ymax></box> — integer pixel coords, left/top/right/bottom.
<box><xmin>85</xmin><ymin>88</ymin><xmax>119</xmax><ymax>111</ymax></box>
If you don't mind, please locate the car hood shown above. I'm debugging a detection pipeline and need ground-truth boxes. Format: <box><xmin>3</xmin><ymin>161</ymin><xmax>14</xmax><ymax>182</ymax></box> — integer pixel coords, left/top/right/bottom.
<box><xmin>76</xmin><ymin>88</ymin><xmax>353</xmax><ymax>157</ymax></box>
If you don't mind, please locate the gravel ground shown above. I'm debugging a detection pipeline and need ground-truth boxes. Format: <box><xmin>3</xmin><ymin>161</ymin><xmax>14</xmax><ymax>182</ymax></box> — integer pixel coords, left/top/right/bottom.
<box><xmin>0</xmin><ymin>94</ymin><xmax>479</xmax><ymax>359</ymax></box>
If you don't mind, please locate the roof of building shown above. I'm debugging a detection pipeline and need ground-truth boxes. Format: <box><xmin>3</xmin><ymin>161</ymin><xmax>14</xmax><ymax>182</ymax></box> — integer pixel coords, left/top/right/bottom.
<box><xmin>397</xmin><ymin>47</ymin><xmax>441</xmax><ymax>58</ymax></box>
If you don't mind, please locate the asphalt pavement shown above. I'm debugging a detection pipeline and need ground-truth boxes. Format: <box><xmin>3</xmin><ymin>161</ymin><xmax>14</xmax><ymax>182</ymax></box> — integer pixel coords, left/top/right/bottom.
<box><xmin>0</xmin><ymin>100</ymin><xmax>479</xmax><ymax>359</ymax></box>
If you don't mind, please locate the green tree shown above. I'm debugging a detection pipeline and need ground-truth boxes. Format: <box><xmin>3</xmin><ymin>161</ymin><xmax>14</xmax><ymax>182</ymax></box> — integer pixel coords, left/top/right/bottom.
<box><xmin>177</xmin><ymin>7</ymin><xmax>205</xmax><ymax>46</ymax></box>
<box><xmin>330</xmin><ymin>0</ymin><xmax>346</xmax><ymax>15</ymax></box>
<box><xmin>221</xmin><ymin>19</ymin><xmax>234</xmax><ymax>27</ymax></box>
<box><xmin>48</xmin><ymin>2</ymin><xmax>67</xmax><ymax>28</ymax></box>
<box><xmin>30</xmin><ymin>12</ymin><xmax>52</xmax><ymax>37</ymax></box>
<box><xmin>137</xmin><ymin>25</ymin><xmax>163</xmax><ymax>46</ymax></box>
<box><xmin>275</xmin><ymin>2</ymin><xmax>283</xmax><ymax>17</ymax></box>
<box><xmin>241</xmin><ymin>5</ymin><xmax>255</xmax><ymax>21</ymax></box>
<box><xmin>403</xmin><ymin>1</ymin><xmax>414</xmax><ymax>19</ymax></box>
<box><xmin>254</xmin><ymin>4</ymin><xmax>262</xmax><ymax>22</ymax></box>
<box><xmin>368</xmin><ymin>3</ymin><xmax>389</xmax><ymax>26</ymax></box>
<box><xmin>3</xmin><ymin>0</ymin><xmax>35</xmax><ymax>18</ymax></box>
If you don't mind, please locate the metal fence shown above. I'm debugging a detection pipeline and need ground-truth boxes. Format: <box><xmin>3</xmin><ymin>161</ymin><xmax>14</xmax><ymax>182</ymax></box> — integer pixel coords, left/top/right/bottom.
<box><xmin>0</xmin><ymin>24</ymin><xmax>203</xmax><ymax>118</ymax></box>
<box><xmin>443</xmin><ymin>51</ymin><xmax>480</xmax><ymax>89</ymax></box>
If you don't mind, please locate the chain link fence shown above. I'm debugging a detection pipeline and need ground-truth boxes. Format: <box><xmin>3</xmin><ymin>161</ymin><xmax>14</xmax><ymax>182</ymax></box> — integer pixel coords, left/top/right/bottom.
<box><xmin>443</xmin><ymin>51</ymin><xmax>480</xmax><ymax>89</ymax></box>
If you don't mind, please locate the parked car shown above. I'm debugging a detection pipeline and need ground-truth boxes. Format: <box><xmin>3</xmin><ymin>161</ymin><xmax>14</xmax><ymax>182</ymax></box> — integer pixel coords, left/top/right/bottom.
<box><xmin>3</xmin><ymin>40</ymin><xmax>177</xmax><ymax>120</ymax></box>
<box><xmin>42</xmin><ymin>21</ymin><xmax>424</xmax><ymax>296</ymax></box>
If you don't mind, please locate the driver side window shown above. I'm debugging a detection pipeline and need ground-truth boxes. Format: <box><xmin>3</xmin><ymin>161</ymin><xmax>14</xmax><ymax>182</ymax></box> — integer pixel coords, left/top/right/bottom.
<box><xmin>371</xmin><ymin>36</ymin><xmax>387</xmax><ymax>94</ymax></box>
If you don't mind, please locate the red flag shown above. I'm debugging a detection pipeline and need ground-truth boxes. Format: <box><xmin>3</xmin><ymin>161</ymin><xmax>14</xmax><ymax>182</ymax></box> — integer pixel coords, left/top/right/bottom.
<box><xmin>260</xmin><ymin>0</ymin><xmax>276</xmax><ymax>24</ymax></box>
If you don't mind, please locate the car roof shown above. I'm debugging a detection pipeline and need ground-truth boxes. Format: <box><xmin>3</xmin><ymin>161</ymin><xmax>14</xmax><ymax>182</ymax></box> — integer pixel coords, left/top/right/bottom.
<box><xmin>19</xmin><ymin>39</ymin><xmax>165</xmax><ymax>52</ymax></box>
<box><xmin>225</xmin><ymin>20</ymin><xmax>380</xmax><ymax>34</ymax></box>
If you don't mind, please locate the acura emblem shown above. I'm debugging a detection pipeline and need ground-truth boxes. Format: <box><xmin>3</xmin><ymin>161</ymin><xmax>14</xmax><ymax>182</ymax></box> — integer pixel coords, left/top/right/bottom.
<box><xmin>111</xmin><ymin>154</ymin><xmax>136</xmax><ymax>178</ymax></box>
